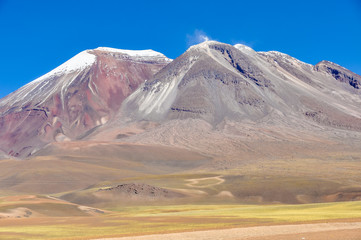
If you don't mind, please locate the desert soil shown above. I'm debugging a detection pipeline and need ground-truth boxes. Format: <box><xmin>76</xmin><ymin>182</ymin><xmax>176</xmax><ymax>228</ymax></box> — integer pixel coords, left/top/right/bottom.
<box><xmin>95</xmin><ymin>222</ymin><xmax>361</xmax><ymax>240</ymax></box>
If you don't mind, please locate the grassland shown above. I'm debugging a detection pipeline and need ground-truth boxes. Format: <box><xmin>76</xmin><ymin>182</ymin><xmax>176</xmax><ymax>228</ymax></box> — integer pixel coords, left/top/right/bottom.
<box><xmin>0</xmin><ymin>195</ymin><xmax>361</xmax><ymax>240</ymax></box>
<box><xmin>1</xmin><ymin>145</ymin><xmax>361</xmax><ymax>239</ymax></box>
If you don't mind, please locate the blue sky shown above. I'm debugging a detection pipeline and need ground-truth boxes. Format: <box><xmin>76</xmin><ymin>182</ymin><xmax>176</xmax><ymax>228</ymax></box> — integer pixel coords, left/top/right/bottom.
<box><xmin>0</xmin><ymin>0</ymin><xmax>360</xmax><ymax>98</ymax></box>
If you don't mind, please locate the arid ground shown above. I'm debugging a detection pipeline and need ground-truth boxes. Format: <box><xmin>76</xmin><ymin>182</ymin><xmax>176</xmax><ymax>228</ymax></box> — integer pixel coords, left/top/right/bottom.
<box><xmin>1</xmin><ymin>194</ymin><xmax>361</xmax><ymax>239</ymax></box>
<box><xmin>1</xmin><ymin>144</ymin><xmax>361</xmax><ymax>240</ymax></box>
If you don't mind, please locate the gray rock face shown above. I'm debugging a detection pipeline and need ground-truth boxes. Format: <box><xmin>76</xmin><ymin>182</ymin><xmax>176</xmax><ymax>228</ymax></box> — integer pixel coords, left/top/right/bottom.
<box><xmin>124</xmin><ymin>42</ymin><xmax>271</xmax><ymax>124</ymax></box>
<box><xmin>123</xmin><ymin>41</ymin><xmax>361</xmax><ymax>131</ymax></box>
<box><xmin>315</xmin><ymin>60</ymin><xmax>361</xmax><ymax>89</ymax></box>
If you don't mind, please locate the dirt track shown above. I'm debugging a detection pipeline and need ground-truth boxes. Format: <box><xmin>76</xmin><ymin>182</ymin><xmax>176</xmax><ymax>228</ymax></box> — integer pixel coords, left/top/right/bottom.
<box><xmin>185</xmin><ymin>176</ymin><xmax>225</xmax><ymax>188</ymax></box>
<box><xmin>95</xmin><ymin>222</ymin><xmax>361</xmax><ymax>240</ymax></box>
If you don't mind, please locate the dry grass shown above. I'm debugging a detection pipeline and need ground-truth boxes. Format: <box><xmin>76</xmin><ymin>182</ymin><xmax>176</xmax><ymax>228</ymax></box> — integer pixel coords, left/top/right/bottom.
<box><xmin>56</xmin><ymin>155</ymin><xmax>361</xmax><ymax>207</ymax></box>
<box><xmin>1</xmin><ymin>195</ymin><xmax>361</xmax><ymax>239</ymax></box>
<box><xmin>0</xmin><ymin>143</ymin><xmax>210</xmax><ymax>194</ymax></box>
<box><xmin>1</xmin><ymin>147</ymin><xmax>361</xmax><ymax>239</ymax></box>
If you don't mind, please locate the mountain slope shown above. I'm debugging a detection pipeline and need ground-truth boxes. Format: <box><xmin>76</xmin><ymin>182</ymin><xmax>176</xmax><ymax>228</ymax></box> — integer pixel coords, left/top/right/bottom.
<box><xmin>1</xmin><ymin>41</ymin><xmax>361</xmax><ymax>161</ymax></box>
<box><xmin>0</xmin><ymin>47</ymin><xmax>171</xmax><ymax>157</ymax></box>
<box><xmin>114</xmin><ymin>41</ymin><xmax>361</xmax><ymax>162</ymax></box>
<box><xmin>123</xmin><ymin>41</ymin><xmax>361</xmax><ymax>127</ymax></box>
<box><xmin>1</xmin><ymin>42</ymin><xmax>361</xmax><ymax>204</ymax></box>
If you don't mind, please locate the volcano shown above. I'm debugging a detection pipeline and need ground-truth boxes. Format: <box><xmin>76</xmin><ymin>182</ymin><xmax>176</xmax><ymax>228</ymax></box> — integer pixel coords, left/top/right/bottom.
<box><xmin>0</xmin><ymin>47</ymin><xmax>171</xmax><ymax>157</ymax></box>
<box><xmin>1</xmin><ymin>42</ymin><xmax>361</xmax><ymax>202</ymax></box>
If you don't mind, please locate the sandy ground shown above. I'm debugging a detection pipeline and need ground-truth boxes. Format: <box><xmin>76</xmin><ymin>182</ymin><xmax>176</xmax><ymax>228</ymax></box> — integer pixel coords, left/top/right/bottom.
<box><xmin>95</xmin><ymin>222</ymin><xmax>361</xmax><ymax>240</ymax></box>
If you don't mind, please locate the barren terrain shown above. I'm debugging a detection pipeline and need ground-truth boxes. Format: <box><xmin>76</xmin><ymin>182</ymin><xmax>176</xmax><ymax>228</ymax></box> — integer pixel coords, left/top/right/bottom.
<box><xmin>95</xmin><ymin>222</ymin><xmax>361</xmax><ymax>240</ymax></box>
<box><xmin>1</xmin><ymin>42</ymin><xmax>361</xmax><ymax>239</ymax></box>
<box><xmin>1</xmin><ymin>195</ymin><xmax>361</xmax><ymax>239</ymax></box>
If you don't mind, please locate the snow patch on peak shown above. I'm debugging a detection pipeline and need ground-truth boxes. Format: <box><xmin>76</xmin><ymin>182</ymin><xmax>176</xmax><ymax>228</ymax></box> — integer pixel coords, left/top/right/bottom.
<box><xmin>260</xmin><ymin>51</ymin><xmax>300</xmax><ymax>61</ymax></box>
<box><xmin>33</xmin><ymin>50</ymin><xmax>96</xmax><ymax>83</ymax></box>
<box><xmin>265</xmin><ymin>51</ymin><xmax>290</xmax><ymax>57</ymax></box>
<box><xmin>260</xmin><ymin>51</ymin><xmax>312</xmax><ymax>67</ymax></box>
<box><xmin>0</xmin><ymin>50</ymin><xmax>96</xmax><ymax>108</ymax></box>
<box><xmin>234</xmin><ymin>44</ymin><xmax>255</xmax><ymax>53</ymax></box>
<box><xmin>96</xmin><ymin>47</ymin><xmax>163</xmax><ymax>57</ymax></box>
<box><xmin>95</xmin><ymin>47</ymin><xmax>172</xmax><ymax>62</ymax></box>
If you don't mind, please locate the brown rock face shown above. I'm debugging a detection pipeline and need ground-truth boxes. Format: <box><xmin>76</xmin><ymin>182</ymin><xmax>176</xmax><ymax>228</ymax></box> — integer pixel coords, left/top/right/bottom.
<box><xmin>0</xmin><ymin>48</ymin><xmax>171</xmax><ymax>157</ymax></box>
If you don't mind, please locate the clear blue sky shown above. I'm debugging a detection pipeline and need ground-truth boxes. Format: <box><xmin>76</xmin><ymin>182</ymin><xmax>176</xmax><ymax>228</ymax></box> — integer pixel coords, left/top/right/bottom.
<box><xmin>1</xmin><ymin>0</ymin><xmax>360</xmax><ymax>98</ymax></box>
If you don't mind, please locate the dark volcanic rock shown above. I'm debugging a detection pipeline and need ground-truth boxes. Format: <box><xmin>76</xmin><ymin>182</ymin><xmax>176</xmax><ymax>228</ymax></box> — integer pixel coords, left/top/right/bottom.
<box><xmin>99</xmin><ymin>183</ymin><xmax>184</xmax><ymax>199</ymax></box>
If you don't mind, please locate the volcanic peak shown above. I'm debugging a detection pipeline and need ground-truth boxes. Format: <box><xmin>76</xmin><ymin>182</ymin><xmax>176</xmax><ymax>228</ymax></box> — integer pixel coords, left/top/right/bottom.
<box><xmin>186</xmin><ymin>40</ymin><xmax>221</xmax><ymax>51</ymax></box>
<box><xmin>233</xmin><ymin>43</ymin><xmax>256</xmax><ymax>54</ymax></box>
<box><xmin>34</xmin><ymin>50</ymin><xmax>96</xmax><ymax>83</ymax></box>
<box><xmin>31</xmin><ymin>46</ymin><xmax>171</xmax><ymax>84</ymax></box>
<box><xmin>95</xmin><ymin>47</ymin><xmax>172</xmax><ymax>63</ymax></box>
<box><xmin>96</xmin><ymin>47</ymin><xmax>166</xmax><ymax>57</ymax></box>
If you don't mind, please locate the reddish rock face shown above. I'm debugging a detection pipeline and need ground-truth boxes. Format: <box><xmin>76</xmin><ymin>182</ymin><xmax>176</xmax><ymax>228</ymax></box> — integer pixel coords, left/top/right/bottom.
<box><xmin>0</xmin><ymin>48</ymin><xmax>171</xmax><ymax>157</ymax></box>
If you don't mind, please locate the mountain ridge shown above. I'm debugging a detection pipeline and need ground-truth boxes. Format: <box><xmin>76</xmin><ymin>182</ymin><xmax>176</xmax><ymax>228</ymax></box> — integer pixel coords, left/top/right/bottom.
<box><xmin>0</xmin><ymin>47</ymin><xmax>171</xmax><ymax>157</ymax></box>
<box><xmin>1</xmin><ymin>42</ymin><xmax>361</xmax><ymax>205</ymax></box>
<box><xmin>101</xmin><ymin>41</ymin><xmax>361</xmax><ymax>164</ymax></box>
<box><xmin>1</xmin><ymin>41</ymin><xmax>361</xmax><ymax>159</ymax></box>
<box><xmin>122</xmin><ymin>41</ymin><xmax>361</xmax><ymax>124</ymax></box>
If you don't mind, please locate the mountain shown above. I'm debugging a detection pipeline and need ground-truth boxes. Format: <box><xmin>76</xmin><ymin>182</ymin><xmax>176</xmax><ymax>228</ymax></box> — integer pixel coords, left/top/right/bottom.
<box><xmin>109</xmin><ymin>41</ymin><xmax>361</xmax><ymax>162</ymax></box>
<box><xmin>2</xmin><ymin>41</ymin><xmax>361</xmax><ymax>162</ymax></box>
<box><xmin>124</xmin><ymin>41</ymin><xmax>361</xmax><ymax>125</ymax></box>
<box><xmin>1</xmin><ymin>41</ymin><xmax>361</xmax><ymax>203</ymax></box>
<box><xmin>0</xmin><ymin>47</ymin><xmax>171</xmax><ymax>157</ymax></box>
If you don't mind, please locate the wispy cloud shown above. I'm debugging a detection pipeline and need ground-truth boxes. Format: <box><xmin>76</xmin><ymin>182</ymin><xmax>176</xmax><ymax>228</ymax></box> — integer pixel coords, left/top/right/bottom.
<box><xmin>186</xmin><ymin>30</ymin><xmax>212</xmax><ymax>47</ymax></box>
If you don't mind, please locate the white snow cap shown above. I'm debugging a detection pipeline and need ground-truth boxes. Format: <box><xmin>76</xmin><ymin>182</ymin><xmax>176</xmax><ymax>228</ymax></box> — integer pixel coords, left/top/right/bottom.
<box><xmin>96</xmin><ymin>47</ymin><xmax>162</xmax><ymax>57</ymax></box>
<box><xmin>95</xmin><ymin>47</ymin><xmax>172</xmax><ymax>62</ymax></box>
<box><xmin>32</xmin><ymin>50</ymin><xmax>96</xmax><ymax>84</ymax></box>
<box><xmin>0</xmin><ymin>50</ymin><xmax>96</xmax><ymax>107</ymax></box>
<box><xmin>260</xmin><ymin>51</ymin><xmax>312</xmax><ymax>67</ymax></box>
<box><xmin>32</xmin><ymin>46</ymin><xmax>171</xmax><ymax>84</ymax></box>
<box><xmin>234</xmin><ymin>44</ymin><xmax>255</xmax><ymax>52</ymax></box>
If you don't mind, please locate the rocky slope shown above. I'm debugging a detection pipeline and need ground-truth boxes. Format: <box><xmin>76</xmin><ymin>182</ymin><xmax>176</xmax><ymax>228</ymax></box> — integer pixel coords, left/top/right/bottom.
<box><xmin>0</xmin><ymin>47</ymin><xmax>171</xmax><ymax>157</ymax></box>
<box><xmin>1</xmin><ymin>41</ymin><xmax>361</xmax><ymax>161</ymax></box>
<box><xmin>1</xmin><ymin>41</ymin><xmax>361</xmax><ymax>203</ymax></box>
<box><xmin>113</xmin><ymin>41</ymin><xmax>361</xmax><ymax>162</ymax></box>
<box><xmin>124</xmin><ymin>41</ymin><xmax>361</xmax><ymax>126</ymax></box>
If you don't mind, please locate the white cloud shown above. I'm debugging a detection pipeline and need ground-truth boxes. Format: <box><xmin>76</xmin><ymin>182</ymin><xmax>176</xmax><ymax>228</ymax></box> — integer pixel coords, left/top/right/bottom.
<box><xmin>186</xmin><ymin>30</ymin><xmax>212</xmax><ymax>47</ymax></box>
